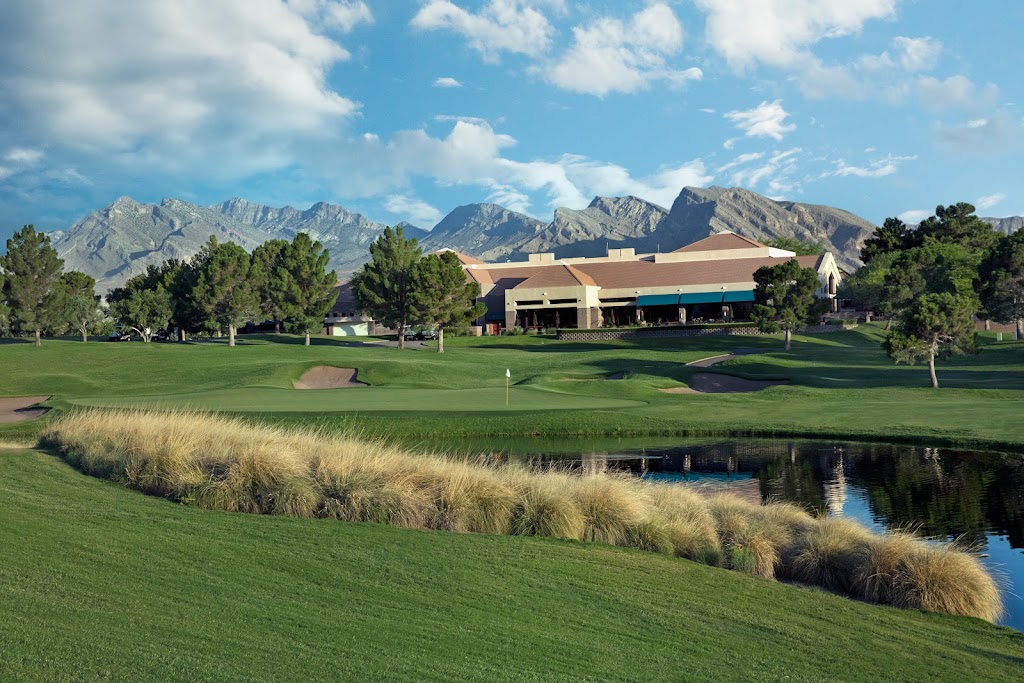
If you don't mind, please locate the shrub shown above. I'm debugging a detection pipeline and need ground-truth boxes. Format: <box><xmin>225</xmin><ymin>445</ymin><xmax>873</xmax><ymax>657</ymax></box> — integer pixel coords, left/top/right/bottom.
<box><xmin>41</xmin><ymin>409</ymin><xmax>1004</xmax><ymax>622</ymax></box>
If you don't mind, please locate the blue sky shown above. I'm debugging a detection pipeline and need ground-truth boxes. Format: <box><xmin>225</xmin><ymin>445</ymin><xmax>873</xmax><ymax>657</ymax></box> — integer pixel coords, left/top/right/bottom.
<box><xmin>1</xmin><ymin>0</ymin><xmax>1021</xmax><ymax>242</ymax></box>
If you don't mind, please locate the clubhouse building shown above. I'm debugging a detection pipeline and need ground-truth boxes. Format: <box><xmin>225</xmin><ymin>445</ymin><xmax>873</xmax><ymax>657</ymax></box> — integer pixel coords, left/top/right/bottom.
<box><xmin>458</xmin><ymin>232</ymin><xmax>843</xmax><ymax>334</ymax></box>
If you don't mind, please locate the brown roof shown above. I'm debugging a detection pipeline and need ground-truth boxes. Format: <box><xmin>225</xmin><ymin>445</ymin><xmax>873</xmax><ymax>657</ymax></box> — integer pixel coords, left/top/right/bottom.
<box><xmin>434</xmin><ymin>248</ymin><xmax>485</xmax><ymax>265</ymax></box>
<box><xmin>573</xmin><ymin>254</ymin><xmax>823</xmax><ymax>289</ymax></box>
<box><xmin>469</xmin><ymin>254</ymin><xmax>823</xmax><ymax>292</ymax></box>
<box><xmin>672</xmin><ymin>232</ymin><xmax>768</xmax><ymax>253</ymax></box>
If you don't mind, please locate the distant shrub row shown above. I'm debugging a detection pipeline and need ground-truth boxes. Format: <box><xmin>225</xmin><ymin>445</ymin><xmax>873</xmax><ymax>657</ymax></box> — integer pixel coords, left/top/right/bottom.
<box><xmin>43</xmin><ymin>410</ymin><xmax>1002</xmax><ymax>622</ymax></box>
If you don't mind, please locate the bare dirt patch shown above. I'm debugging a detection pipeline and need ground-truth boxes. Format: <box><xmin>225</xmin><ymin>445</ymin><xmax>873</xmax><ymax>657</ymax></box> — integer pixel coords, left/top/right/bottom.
<box><xmin>661</xmin><ymin>373</ymin><xmax>787</xmax><ymax>394</ymax></box>
<box><xmin>0</xmin><ymin>396</ymin><xmax>51</xmax><ymax>423</ymax></box>
<box><xmin>293</xmin><ymin>367</ymin><xmax>366</xmax><ymax>390</ymax></box>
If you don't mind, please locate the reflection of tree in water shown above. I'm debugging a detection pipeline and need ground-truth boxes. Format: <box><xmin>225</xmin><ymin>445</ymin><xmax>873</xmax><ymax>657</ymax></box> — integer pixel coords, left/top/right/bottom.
<box><xmin>756</xmin><ymin>443</ymin><xmax>829</xmax><ymax>514</ymax></box>
<box><xmin>848</xmin><ymin>446</ymin><xmax>1024</xmax><ymax>550</ymax></box>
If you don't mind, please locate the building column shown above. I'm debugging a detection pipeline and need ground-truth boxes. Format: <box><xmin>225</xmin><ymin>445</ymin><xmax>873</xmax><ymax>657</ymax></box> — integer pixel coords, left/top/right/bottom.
<box><xmin>505</xmin><ymin>309</ymin><xmax>517</xmax><ymax>331</ymax></box>
<box><xmin>576</xmin><ymin>307</ymin><xmax>591</xmax><ymax>329</ymax></box>
<box><xmin>678</xmin><ymin>306</ymin><xmax>687</xmax><ymax>324</ymax></box>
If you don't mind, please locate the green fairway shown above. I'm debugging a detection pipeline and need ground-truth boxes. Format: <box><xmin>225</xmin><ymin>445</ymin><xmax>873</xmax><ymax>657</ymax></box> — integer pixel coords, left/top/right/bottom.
<box><xmin>1</xmin><ymin>326</ymin><xmax>1023</xmax><ymax>450</ymax></box>
<box><xmin>2</xmin><ymin>448</ymin><xmax>1022</xmax><ymax>682</ymax></box>
<box><xmin>68</xmin><ymin>385</ymin><xmax>646</xmax><ymax>412</ymax></box>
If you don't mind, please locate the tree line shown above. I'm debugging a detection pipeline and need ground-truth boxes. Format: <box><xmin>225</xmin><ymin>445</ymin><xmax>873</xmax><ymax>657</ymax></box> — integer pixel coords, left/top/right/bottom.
<box><xmin>842</xmin><ymin>202</ymin><xmax>1024</xmax><ymax>388</ymax></box>
<box><xmin>0</xmin><ymin>225</ymin><xmax>338</xmax><ymax>346</ymax></box>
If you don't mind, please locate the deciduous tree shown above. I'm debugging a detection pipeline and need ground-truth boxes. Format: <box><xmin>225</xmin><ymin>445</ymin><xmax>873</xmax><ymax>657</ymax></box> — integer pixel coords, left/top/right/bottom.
<box><xmin>352</xmin><ymin>227</ymin><xmax>422</xmax><ymax>350</ymax></box>
<box><xmin>0</xmin><ymin>225</ymin><xmax>65</xmax><ymax>346</ymax></box>
<box><xmin>110</xmin><ymin>287</ymin><xmax>172</xmax><ymax>342</ymax></box>
<box><xmin>60</xmin><ymin>271</ymin><xmax>104</xmax><ymax>342</ymax></box>
<box><xmin>412</xmin><ymin>251</ymin><xmax>485</xmax><ymax>353</ymax></box>
<box><xmin>751</xmin><ymin>259</ymin><xmax>823</xmax><ymax>350</ymax></box>
<box><xmin>885</xmin><ymin>293</ymin><xmax>976</xmax><ymax>389</ymax></box>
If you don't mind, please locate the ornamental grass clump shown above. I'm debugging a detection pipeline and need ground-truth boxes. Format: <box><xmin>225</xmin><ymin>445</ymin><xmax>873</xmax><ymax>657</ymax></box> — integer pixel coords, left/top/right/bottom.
<box><xmin>41</xmin><ymin>409</ymin><xmax>1003</xmax><ymax>622</ymax></box>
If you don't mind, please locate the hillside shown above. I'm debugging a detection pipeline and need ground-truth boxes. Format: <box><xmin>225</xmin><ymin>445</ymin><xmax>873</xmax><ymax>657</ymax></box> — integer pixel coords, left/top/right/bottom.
<box><xmin>49</xmin><ymin>186</ymin><xmax>907</xmax><ymax>290</ymax></box>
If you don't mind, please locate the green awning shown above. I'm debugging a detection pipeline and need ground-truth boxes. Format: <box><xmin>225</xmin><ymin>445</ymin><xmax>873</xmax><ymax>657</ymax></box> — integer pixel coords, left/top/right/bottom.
<box><xmin>676</xmin><ymin>290</ymin><xmax>755</xmax><ymax>304</ymax></box>
<box><xmin>636</xmin><ymin>294</ymin><xmax>680</xmax><ymax>306</ymax></box>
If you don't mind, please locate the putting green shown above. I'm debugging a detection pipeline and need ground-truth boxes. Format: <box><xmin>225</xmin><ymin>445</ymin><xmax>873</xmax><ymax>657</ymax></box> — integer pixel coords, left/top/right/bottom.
<box><xmin>67</xmin><ymin>386</ymin><xmax>647</xmax><ymax>413</ymax></box>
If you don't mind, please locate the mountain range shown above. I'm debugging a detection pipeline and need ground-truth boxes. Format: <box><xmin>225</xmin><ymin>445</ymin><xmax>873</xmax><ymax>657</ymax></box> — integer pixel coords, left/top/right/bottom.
<box><xmin>48</xmin><ymin>187</ymin><xmax>1022</xmax><ymax>293</ymax></box>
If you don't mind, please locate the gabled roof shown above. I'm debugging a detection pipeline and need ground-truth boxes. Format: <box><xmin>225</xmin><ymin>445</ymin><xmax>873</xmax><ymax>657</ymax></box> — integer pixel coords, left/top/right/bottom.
<box><xmin>514</xmin><ymin>264</ymin><xmax>596</xmax><ymax>289</ymax></box>
<box><xmin>433</xmin><ymin>248</ymin><xmax>485</xmax><ymax>265</ymax></box>
<box><xmin>672</xmin><ymin>232</ymin><xmax>769</xmax><ymax>253</ymax></box>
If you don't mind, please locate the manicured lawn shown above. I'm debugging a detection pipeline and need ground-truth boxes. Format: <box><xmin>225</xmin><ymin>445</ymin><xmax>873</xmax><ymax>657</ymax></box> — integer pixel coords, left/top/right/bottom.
<box><xmin>2</xmin><ymin>448</ymin><xmax>1022</xmax><ymax>682</ymax></box>
<box><xmin>1</xmin><ymin>326</ymin><xmax>1023</xmax><ymax>450</ymax></box>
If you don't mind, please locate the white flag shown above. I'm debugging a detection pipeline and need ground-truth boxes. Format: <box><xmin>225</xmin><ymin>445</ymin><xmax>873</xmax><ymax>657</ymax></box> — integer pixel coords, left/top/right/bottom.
<box><xmin>505</xmin><ymin>368</ymin><xmax>511</xmax><ymax>378</ymax></box>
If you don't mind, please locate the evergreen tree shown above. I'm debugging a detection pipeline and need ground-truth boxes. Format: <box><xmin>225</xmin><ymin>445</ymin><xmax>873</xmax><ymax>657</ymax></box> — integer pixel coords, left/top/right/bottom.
<box><xmin>861</xmin><ymin>217</ymin><xmax>914</xmax><ymax>264</ymax></box>
<box><xmin>252</xmin><ymin>239</ymin><xmax>290</xmax><ymax>333</ymax></box>
<box><xmin>193</xmin><ymin>241</ymin><xmax>260</xmax><ymax>346</ymax></box>
<box><xmin>0</xmin><ymin>271</ymin><xmax>9</xmax><ymax>335</ymax></box>
<box><xmin>280</xmin><ymin>233</ymin><xmax>337</xmax><ymax>346</ymax></box>
<box><xmin>751</xmin><ymin>259</ymin><xmax>824</xmax><ymax>350</ymax></box>
<box><xmin>0</xmin><ymin>225</ymin><xmax>65</xmax><ymax>346</ymax></box>
<box><xmin>885</xmin><ymin>293</ymin><xmax>976</xmax><ymax>389</ymax></box>
<box><xmin>412</xmin><ymin>251</ymin><xmax>485</xmax><ymax>353</ymax></box>
<box><xmin>979</xmin><ymin>230</ymin><xmax>1024</xmax><ymax>339</ymax></box>
<box><xmin>352</xmin><ymin>227</ymin><xmax>422</xmax><ymax>350</ymax></box>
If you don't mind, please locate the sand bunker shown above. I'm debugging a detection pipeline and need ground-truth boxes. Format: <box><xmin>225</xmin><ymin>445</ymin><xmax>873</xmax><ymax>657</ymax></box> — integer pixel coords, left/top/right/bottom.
<box><xmin>293</xmin><ymin>367</ymin><xmax>366</xmax><ymax>390</ymax></box>
<box><xmin>0</xmin><ymin>396</ymin><xmax>51</xmax><ymax>423</ymax></box>
<box><xmin>661</xmin><ymin>373</ymin><xmax>787</xmax><ymax>394</ymax></box>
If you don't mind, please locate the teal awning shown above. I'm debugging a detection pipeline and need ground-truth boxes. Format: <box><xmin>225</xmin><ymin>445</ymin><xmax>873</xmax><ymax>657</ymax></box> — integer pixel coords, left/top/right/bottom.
<box><xmin>676</xmin><ymin>290</ymin><xmax>755</xmax><ymax>305</ymax></box>
<box><xmin>636</xmin><ymin>294</ymin><xmax>680</xmax><ymax>306</ymax></box>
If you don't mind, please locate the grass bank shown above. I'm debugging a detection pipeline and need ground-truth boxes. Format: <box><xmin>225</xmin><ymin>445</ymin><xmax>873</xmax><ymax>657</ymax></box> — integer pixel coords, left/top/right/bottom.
<box><xmin>3</xmin><ymin>446</ymin><xmax>1023</xmax><ymax>682</ymax></box>
<box><xmin>44</xmin><ymin>410</ymin><xmax>1003</xmax><ymax>622</ymax></box>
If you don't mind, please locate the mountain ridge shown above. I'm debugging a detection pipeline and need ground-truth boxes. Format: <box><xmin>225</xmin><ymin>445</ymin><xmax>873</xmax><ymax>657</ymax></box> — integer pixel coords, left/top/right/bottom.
<box><xmin>48</xmin><ymin>187</ymin><xmax>1020</xmax><ymax>293</ymax></box>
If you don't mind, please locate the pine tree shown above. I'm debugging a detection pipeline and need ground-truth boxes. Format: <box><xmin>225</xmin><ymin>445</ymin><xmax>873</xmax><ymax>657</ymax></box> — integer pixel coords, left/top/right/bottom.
<box><xmin>252</xmin><ymin>239</ymin><xmax>290</xmax><ymax>334</ymax></box>
<box><xmin>192</xmin><ymin>240</ymin><xmax>260</xmax><ymax>347</ymax></box>
<box><xmin>885</xmin><ymin>293</ymin><xmax>976</xmax><ymax>389</ymax></box>
<box><xmin>280</xmin><ymin>233</ymin><xmax>337</xmax><ymax>346</ymax></box>
<box><xmin>1</xmin><ymin>225</ymin><xmax>65</xmax><ymax>346</ymax></box>
<box><xmin>751</xmin><ymin>259</ymin><xmax>824</xmax><ymax>351</ymax></box>
<box><xmin>412</xmin><ymin>251</ymin><xmax>484</xmax><ymax>353</ymax></box>
<box><xmin>352</xmin><ymin>227</ymin><xmax>422</xmax><ymax>350</ymax></box>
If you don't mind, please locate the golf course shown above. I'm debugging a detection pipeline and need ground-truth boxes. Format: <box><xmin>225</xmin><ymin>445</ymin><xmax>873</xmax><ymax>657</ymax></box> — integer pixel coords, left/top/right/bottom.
<box><xmin>3</xmin><ymin>326</ymin><xmax>1024</xmax><ymax>681</ymax></box>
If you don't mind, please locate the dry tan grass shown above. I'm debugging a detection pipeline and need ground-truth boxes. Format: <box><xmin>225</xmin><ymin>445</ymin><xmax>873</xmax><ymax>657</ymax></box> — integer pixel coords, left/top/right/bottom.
<box><xmin>41</xmin><ymin>409</ymin><xmax>1004</xmax><ymax>621</ymax></box>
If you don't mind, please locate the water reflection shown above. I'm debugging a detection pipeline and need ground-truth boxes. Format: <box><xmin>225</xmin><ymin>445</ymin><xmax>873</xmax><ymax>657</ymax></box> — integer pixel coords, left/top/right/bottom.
<box><xmin>510</xmin><ymin>440</ymin><xmax>1024</xmax><ymax>554</ymax></box>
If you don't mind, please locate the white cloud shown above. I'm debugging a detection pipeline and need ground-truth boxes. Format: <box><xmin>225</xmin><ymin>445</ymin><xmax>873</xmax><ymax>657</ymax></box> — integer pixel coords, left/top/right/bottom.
<box><xmin>384</xmin><ymin>194</ymin><xmax>443</xmax><ymax>226</ymax></box>
<box><xmin>722</xmin><ymin>138</ymin><xmax>738</xmax><ymax>150</ymax></box>
<box><xmin>935</xmin><ymin>113</ymin><xmax>1021</xmax><ymax>157</ymax></box>
<box><xmin>323</xmin><ymin>1</ymin><xmax>374</xmax><ymax>32</ymax></box>
<box><xmin>324</xmin><ymin>120</ymin><xmax>710</xmax><ymax>215</ymax></box>
<box><xmin>918</xmin><ymin>75</ymin><xmax>1000</xmax><ymax>113</ymax></box>
<box><xmin>892</xmin><ymin>36</ymin><xmax>941</xmax><ymax>72</ymax></box>
<box><xmin>0</xmin><ymin>167</ymin><xmax>12</xmax><ymax>181</ymax></box>
<box><xmin>727</xmin><ymin>148</ymin><xmax>801</xmax><ymax>194</ymax></box>
<box><xmin>826</xmin><ymin>154</ymin><xmax>916</xmax><ymax>178</ymax></box>
<box><xmin>434</xmin><ymin>76</ymin><xmax>463</xmax><ymax>88</ymax></box>
<box><xmin>411</xmin><ymin>0</ymin><xmax>556</xmax><ymax>62</ymax></box>
<box><xmin>724</xmin><ymin>100</ymin><xmax>796</xmax><ymax>141</ymax></box>
<box><xmin>694</xmin><ymin>0</ymin><xmax>897</xmax><ymax>70</ymax></box>
<box><xmin>975</xmin><ymin>193</ymin><xmax>1005</xmax><ymax>211</ymax></box>
<box><xmin>542</xmin><ymin>4</ymin><xmax>702</xmax><ymax>96</ymax></box>
<box><xmin>0</xmin><ymin>0</ymin><xmax>358</xmax><ymax>169</ymax></box>
<box><xmin>898</xmin><ymin>209</ymin><xmax>930</xmax><ymax>224</ymax></box>
<box><xmin>717</xmin><ymin>152</ymin><xmax>764</xmax><ymax>173</ymax></box>
<box><xmin>4</xmin><ymin>148</ymin><xmax>44</xmax><ymax>164</ymax></box>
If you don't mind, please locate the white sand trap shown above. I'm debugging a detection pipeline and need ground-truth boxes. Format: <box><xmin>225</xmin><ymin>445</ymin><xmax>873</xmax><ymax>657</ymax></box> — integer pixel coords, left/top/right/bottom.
<box><xmin>293</xmin><ymin>367</ymin><xmax>366</xmax><ymax>389</ymax></box>
<box><xmin>0</xmin><ymin>396</ymin><xmax>51</xmax><ymax>423</ymax></box>
<box><xmin>661</xmin><ymin>373</ymin><xmax>787</xmax><ymax>394</ymax></box>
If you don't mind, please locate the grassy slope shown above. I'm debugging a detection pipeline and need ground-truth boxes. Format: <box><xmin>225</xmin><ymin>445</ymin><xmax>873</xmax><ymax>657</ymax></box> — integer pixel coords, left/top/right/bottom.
<box><xmin>2</xmin><ymin>448</ymin><xmax>1023</xmax><ymax>683</ymax></box>
<box><xmin>1</xmin><ymin>327</ymin><xmax>1023</xmax><ymax>449</ymax></box>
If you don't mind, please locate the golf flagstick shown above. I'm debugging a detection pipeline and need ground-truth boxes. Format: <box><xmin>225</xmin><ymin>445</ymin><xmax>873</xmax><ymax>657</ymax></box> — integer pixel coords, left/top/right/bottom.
<box><xmin>505</xmin><ymin>368</ymin><xmax>510</xmax><ymax>406</ymax></box>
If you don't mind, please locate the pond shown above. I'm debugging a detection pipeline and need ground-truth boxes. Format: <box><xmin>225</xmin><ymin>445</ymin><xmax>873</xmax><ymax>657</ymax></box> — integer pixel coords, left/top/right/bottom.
<box><xmin>431</xmin><ymin>437</ymin><xmax>1024</xmax><ymax>631</ymax></box>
